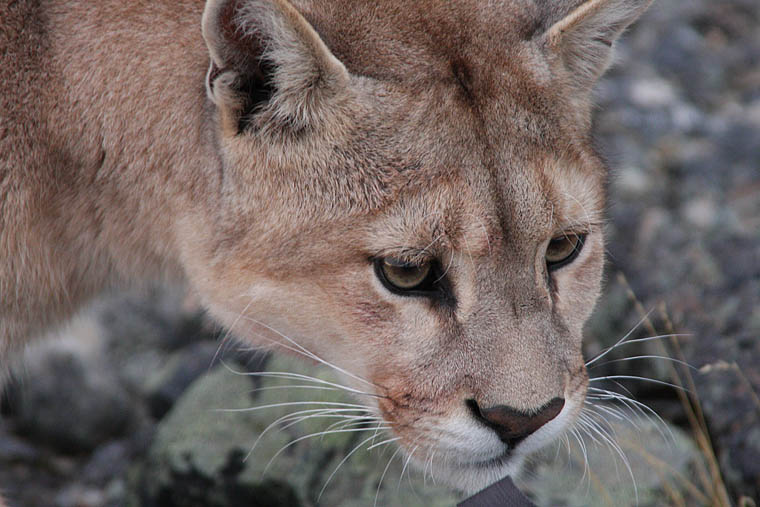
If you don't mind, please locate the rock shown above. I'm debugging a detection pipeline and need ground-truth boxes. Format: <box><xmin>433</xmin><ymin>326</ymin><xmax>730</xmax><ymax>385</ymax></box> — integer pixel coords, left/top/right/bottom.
<box><xmin>519</xmin><ymin>410</ymin><xmax>704</xmax><ymax>507</ymax></box>
<box><xmin>99</xmin><ymin>290</ymin><xmax>190</xmax><ymax>355</ymax></box>
<box><xmin>81</xmin><ymin>441</ymin><xmax>132</xmax><ymax>485</ymax></box>
<box><xmin>143</xmin><ymin>341</ymin><xmax>223</xmax><ymax>419</ymax></box>
<box><xmin>8</xmin><ymin>321</ymin><xmax>136</xmax><ymax>454</ymax></box>
<box><xmin>0</xmin><ymin>423</ymin><xmax>39</xmax><ymax>462</ymax></box>
<box><xmin>132</xmin><ymin>355</ymin><xmax>459</xmax><ymax>507</ymax></box>
<box><xmin>589</xmin><ymin>0</ymin><xmax>760</xmax><ymax>500</ymax></box>
<box><xmin>55</xmin><ymin>485</ymin><xmax>106</xmax><ymax>507</ymax></box>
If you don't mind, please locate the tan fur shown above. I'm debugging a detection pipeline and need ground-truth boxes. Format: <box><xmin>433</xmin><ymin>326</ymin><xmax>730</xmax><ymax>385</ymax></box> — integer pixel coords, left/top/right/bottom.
<box><xmin>1</xmin><ymin>0</ymin><xmax>651</xmax><ymax>493</ymax></box>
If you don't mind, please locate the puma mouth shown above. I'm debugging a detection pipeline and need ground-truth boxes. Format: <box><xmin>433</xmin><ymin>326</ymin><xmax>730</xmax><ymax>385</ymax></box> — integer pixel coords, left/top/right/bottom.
<box><xmin>466</xmin><ymin>449</ymin><xmax>514</xmax><ymax>469</ymax></box>
<box><xmin>427</xmin><ymin>448</ymin><xmax>527</xmax><ymax>494</ymax></box>
<box><xmin>390</xmin><ymin>394</ymin><xmax>581</xmax><ymax>492</ymax></box>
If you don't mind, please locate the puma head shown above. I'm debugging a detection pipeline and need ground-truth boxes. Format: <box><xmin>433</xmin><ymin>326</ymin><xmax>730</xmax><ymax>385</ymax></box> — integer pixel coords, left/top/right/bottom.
<box><xmin>187</xmin><ymin>0</ymin><xmax>652</xmax><ymax>492</ymax></box>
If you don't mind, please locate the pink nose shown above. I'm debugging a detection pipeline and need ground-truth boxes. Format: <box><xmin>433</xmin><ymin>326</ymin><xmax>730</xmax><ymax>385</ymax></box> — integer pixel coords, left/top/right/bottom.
<box><xmin>467</xmin><ymin>397</ymin><xmax>565</xmax><ymax>448</ymax></box>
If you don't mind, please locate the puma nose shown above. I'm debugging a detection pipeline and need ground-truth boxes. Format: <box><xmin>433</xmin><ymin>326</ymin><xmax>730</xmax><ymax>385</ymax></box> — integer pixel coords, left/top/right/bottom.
<box><xmin>467</xmin><ymin>397</ymin><xmax>565</xmax><ymax>448</ymax></box>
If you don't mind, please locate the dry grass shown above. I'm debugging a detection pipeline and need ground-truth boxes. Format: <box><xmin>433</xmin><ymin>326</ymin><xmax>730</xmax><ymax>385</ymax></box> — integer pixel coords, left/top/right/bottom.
<box><xmin>616</xmin><ymin>272</ymin><xmax>760</xmax><ymax>507</ymax></box>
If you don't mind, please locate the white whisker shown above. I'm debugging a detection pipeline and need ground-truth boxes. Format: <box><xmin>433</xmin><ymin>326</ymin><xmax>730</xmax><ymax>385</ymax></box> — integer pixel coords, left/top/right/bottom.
<box><xmin>239</xmin><ymin>315</ymin><xmax>378</xmax><ymax>389</ymax></box>
<box><xmin>367</xmin><ymin>436</ymin><xmax>401</xmax><ymax>451</ymax></box>
<box><xmin>318</xmin><ymin>432</ymin><xmax>381</xmax><ymax>502</ymax></box>
<box><xmin>584</xmin><ymin>311</ymin><xmax>654</xmax><ymax>367</ymax></box>
<box><xmin>587</xmin><ymin>387</ymin><xmax>675</xmax><ymax>444</ymax></box>
<box><xmin>375</xmin><ymin>446</ymin><xmax>402</xmax><ymax>507</ymax></box>
<box><xmin>226</xmin><ymin>367</ymin><xmax>385</xmax><ymax>398</ymax></box>
<box><xmin>264</xmin><ymin>426</ymin><xmax>391</xmax><ymax>475</ymax></box>
<box><xmin>589</xmin><ymin>375</ymin><xmax>690</xmax><ymax>393</ymax></box>
<box><xmin>583</xmin><ymin>401</ymin><xmax>637</xmax><ymax>432</ymax></box>
<box><xmin>429</xmin><ymin>450</ymin><xmax>438</xmax><ymax>485</ymax></box>
<box><xmin>561</xmin><ymin>191</ymin><xmax>595</xmax><ymax>234</ymax></box>
<box><xmin>212</xmin><ymin>296</ymin><xmax>258</xmax><ymax>367</ymax></box>
<box><xmin>423</xmin><ymin>447</ymin><xmax>434</xmax><ymax>486</ymax></box>
<box><xmin>610</xmin><ymin>334</ymin><xmax>691</xmax><ymax>347</ymax></box>
<box><xmin>218</xmin><ymin>400</ymin><xmax>373</xmax><ymax>413</ymax></box>
<box><xmin>323</xmin><ymin>417</ymin><xmax>376</xmax><ymax>434</ymax></box>
<box><xmin>570</xmin><ymin>427</ymin><xmax>590</xmax><ymax>490</ymax></box>
<box><xmin>245</xmin><ymin>407</ymin><xmax>377</xmax><ymax>461</ymax></box>
<box><xmin>580</xmin><ymin>410</ymin><xmax>639</xmax><ymax>504</ymax></box>
<box><xmin>589</xmin><ymin>354</ymin><xmax>696</xmax><ymax>371</ymax></box>
<box><xmin>249</xmin><ymin>384</ymin><xmax>339</xmax><ymax>393</ymax></box>
<box><xmin>397</xmin><ymin>443</ymin><xmax>419</xmax><ymax>491</ymax></box>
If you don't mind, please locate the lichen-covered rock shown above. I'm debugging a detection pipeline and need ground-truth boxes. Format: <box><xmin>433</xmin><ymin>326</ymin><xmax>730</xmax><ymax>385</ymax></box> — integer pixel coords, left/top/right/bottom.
<box><xmin>133</xmin><ymin>355</ymin><xmax>459</xmax><ymax>506</ymax></box>
<box><xmin>519</xmin><ymin>411</ymin><xmax>703</xmax><ymax>507</ymax></box>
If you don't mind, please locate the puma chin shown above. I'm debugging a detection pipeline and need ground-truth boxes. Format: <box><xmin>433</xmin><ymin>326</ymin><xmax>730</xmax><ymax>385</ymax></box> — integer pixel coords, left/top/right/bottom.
<box><xmin>383</xmin><ymin>391</ymin><xmax>586</xmax><ymax>493</ymax></box>
<box><xmin>2</xmin><ymin>0</ymin><xmax>652</xmax><ymax>495</ymax></box>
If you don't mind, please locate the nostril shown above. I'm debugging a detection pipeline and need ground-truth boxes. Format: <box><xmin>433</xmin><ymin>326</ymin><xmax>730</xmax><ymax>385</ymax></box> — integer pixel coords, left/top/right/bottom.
<box><xmin>466</xmin><ymin>397</ymin><xmax>565</xmax><ymax>448</ymax></box>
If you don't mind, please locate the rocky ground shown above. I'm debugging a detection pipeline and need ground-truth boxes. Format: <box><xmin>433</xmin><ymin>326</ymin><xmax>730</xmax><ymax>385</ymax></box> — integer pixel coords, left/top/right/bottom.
<box><xmin>1</xmin><ymin>0</ymin><xmax>758</xmax><ymax>506</ymax></box>
<box><xmin>590</xmin><ymin>0</ymin><xmax>760</xmax><ymax>501</ymax></box>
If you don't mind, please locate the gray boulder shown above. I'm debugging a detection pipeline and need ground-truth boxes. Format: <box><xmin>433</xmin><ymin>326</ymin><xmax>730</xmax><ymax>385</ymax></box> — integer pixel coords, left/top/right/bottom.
<box><xmin>132</xmin><ymin>355</ymin><xmax>459</xmax><ymax>506</ymax></box>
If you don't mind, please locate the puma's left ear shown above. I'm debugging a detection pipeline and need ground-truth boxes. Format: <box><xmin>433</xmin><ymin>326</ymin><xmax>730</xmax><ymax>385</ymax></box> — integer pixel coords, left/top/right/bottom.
<box><xmin>202</xmin><ymin>0</ymin><xmax>349</xmax><ymax>135</ymax></box>
<box><xmin>540</xmin><ymin>0</ymin><xmax>653</xmax><ymax>91</ymax></box>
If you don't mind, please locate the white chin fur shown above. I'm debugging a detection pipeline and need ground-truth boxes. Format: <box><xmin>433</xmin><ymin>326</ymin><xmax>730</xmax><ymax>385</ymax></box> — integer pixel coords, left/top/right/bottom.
<box><xmin>400</xmin><ymin>398</ymin><xmax>579</xmax><ymax>494</ymax></box>
<box><xmin>423</xmin><ymin>453</ymin><xmax>527</xmax><ymax>495</ymax></box>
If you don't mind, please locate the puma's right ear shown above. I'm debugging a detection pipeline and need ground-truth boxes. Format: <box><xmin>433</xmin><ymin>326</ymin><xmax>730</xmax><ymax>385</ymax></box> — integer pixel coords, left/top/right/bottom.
<box><xmin>202</xmin><ymin>0</ymin><xmax>349</xmax><ymax>136</ymax></box>
<box><xmin>539</xmin><ymin>0</ymin><xmax>653</xmax><ymax>92</ymax></box>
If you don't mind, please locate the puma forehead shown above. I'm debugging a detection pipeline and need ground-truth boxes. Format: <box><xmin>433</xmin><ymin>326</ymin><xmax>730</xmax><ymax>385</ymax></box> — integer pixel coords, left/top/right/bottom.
<box><xmin>1</xmin><ymin>0</ymin><xmax>652</xmax><ymax>495</ymax></box>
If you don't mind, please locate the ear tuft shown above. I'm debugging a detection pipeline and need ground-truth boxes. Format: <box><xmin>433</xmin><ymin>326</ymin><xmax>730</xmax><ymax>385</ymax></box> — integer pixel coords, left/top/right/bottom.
<box><xmin>202</xmin><ymin>0</ymin><xmax>348</xmax><ymax>135</ymax></box>
<box><xmin>541</xmin><ymin>0</ymin><xmax>653</xmax><ymax>91</ymax></box>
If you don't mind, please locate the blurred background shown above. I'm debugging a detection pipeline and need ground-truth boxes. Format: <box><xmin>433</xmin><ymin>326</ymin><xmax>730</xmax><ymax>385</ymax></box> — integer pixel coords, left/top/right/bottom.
<box><xmin>1</xmin><ymin>0</ymin><xmax>758</xmax><ymax>505</ymax></box>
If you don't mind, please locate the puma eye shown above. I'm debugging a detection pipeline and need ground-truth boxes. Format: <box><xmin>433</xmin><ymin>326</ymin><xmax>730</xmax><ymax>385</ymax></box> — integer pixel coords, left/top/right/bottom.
<box><xmin>375</xmin><ymin>258</ymin><xmax>435</xmax><ymax>293</ymax></box>
<box><xmin>545</xmin><ymin>233</ymin><xmax>586</xmax><ymax>270</ymax></box>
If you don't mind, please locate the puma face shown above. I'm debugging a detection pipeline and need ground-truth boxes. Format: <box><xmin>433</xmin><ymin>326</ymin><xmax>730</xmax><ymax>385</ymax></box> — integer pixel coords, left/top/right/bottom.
<box><xmin>189</xmin><ymin>0</ymin><xmax>652</xmax><ymax>493</ymax></box>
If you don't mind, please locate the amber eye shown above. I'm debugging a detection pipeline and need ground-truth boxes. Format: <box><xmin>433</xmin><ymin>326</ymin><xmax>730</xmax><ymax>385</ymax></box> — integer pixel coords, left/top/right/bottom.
<box><xmin>375</xmin><ymin>258</ymin><xmax>434</xmax><ymax>292</ymax></box>
<box><xmin>545</xmin><ymin>233</ymin><xmax>585</xmax><ymax>270</ymax></box>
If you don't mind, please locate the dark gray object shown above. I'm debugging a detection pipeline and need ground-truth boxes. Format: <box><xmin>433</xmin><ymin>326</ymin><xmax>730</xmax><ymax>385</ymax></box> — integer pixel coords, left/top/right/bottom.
<box><xmin>458</xmin><ymin>476</ymin><xmax>535</xmax><ymax>507</ymax></box>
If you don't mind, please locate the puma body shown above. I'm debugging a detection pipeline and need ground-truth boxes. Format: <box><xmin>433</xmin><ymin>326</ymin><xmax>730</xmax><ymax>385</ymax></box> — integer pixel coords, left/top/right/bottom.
<box><xmin>1</xmin><ymin>0</ymin><xmax>651</xmax><ymax>493</ymax></box>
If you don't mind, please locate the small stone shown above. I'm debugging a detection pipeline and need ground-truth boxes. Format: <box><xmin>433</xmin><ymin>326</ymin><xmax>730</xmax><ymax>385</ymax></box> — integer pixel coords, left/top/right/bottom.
<box><xmin>55</xmin><ymin>484</ymin><xmax>106</xmax><ymax>507</ymax></box>
<box><xmin>683</xmin><ymin>197</ymin><xmax>718</xmax><ymax>229</ymax></box>
<box><xmin>629</xmin><ymin>77</ymin><xmax>678</xmax><ymax>108</ymax></box>
<box><xmin>0</xmin><ymin>427</ymin><xmax>39</xmax><ymax>462</ymax></box>
<box><xmin>616</xmin><ymin>165</ymin><xmax>651</xmax><ymax>196</ymax></box>
<box><xmin>82</xmin><ymin>441</ymin><xmax>131</xmax><ymax>484</ymax></box>
<box><xmin>10</xmin><ymin>339</ymin><xmax>135</xmax><ymax>453</ymax></box>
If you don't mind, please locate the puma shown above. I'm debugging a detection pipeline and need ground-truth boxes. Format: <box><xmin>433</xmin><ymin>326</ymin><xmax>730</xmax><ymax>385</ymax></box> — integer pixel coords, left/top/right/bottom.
<box><xmin>1</xmin><ymin>0</ymin><xmax>652</xmax><ymax>497</ymax></box>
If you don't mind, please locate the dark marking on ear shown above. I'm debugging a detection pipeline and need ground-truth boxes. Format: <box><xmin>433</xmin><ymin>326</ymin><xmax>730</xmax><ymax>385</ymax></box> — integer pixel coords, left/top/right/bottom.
<box><xmin>236</xmin><ymin>58</ymin><xmax>276</xmax><ymax>133</ymax></box>
<box><xmin>216</xmin><ymin>0</ymin><xmax>277</xmax><ymax>133</ymax></box>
